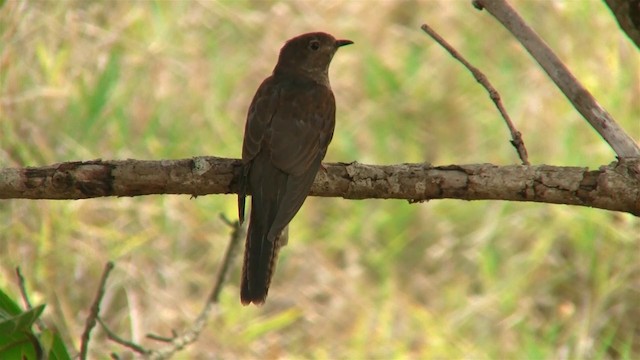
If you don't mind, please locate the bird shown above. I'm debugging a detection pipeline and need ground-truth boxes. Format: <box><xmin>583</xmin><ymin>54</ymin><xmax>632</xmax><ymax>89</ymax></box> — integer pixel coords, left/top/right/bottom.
<box><xmin>237</xmin><ymin>32</ymin><xmax>352</xmax><ymax>305</ymax></box>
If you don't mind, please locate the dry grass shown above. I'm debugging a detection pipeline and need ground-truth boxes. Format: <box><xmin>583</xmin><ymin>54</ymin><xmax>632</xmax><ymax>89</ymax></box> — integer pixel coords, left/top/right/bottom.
<box><xmin>1</xmin><ymin>0</ymin><xmax>639</xmax><ymax>358</ymax></box>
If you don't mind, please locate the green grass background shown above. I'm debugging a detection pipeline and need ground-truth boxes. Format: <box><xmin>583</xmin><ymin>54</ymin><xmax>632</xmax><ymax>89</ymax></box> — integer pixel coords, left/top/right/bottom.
<box><xmin>1</xmin><ymin>0</ymin><xmax>639</xmax><ymax>358</ymax></box>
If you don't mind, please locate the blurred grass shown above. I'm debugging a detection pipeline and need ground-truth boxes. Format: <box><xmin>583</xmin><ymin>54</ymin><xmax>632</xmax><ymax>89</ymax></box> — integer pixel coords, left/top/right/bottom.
<box><xmin>1</xmin><ymin>0</ymin><xmax>639</xmax><ymax>358</ymax></box>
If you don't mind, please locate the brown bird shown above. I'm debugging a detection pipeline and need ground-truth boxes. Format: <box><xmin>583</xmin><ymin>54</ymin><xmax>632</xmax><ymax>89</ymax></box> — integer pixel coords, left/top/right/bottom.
<box><xmin>238</xmin><ymin>32</ymin><xmax>352</xmax><ymax>305</ymax></box>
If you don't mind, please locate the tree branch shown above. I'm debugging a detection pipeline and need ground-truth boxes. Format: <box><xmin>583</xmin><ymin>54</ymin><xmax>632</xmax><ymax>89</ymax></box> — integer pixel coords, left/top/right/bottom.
<box><xmin>14</xmin><ymin>267</ymin><xmax>45</xmax><ymax>331</ymax></box>
<box><xmin>1</xmin><ymin>157</ymin><xmax>639</xmax><ymax>216</ymax></box>
<box><xmin>96</xmin><ymin>215</ymin><xmax>244</xmax><ymax>358</ymax></box>
<box><xmin>147</xmin><ymin>216</ymin><xmax>245</xmax><ymax>359</ymax></box>
<box><xmin>473</xmin><ymin>0</ymin><xmax>640</xmax><ymax>158</ymax></box>
<box><xmin>80</xmin><ymin>261</ymin><xmax>115</xmax><ymax>360</ymax></box>
<box><xmin>420</xmin><ymin>23</ymin><xmax>529</xmax><ymax>166</ymax></box>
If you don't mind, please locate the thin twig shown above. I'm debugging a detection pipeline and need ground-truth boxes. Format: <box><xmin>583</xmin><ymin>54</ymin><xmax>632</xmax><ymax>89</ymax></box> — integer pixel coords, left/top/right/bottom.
<box><xmin>100</xmin><ymin>218</ymin><xmax>245</xmax><ymax>358</ymax></box>
<box><xmin>97</xmin><ymin>317</ymin><xmax>149</xmax><ymax>355</ymax></box>
<box><xmin>420</xmin><ymin>23</ymin><xmax>530</xmax><ymax>165</ymax></box>
<box><xmin>472</xmin><ymin>0</ymin><xmax>640</xmax><ymax>158</ymax></box>
<box><xmin>15</xmin><ymin>267</ymin><xmax>32</xmax><ymax>308</ymax></box>
<box><xmin>79</xmin><ymin>261</ymin><xmax>115</xmax><ymax>360</ymax></box>
<box><xmin>147</xmin><ymin>333</ymin><xmax>175</xmax><ymax>343</ymax></box>
<box><xmin>147</xmin><ymin>217</ymin><xmax>246</xmax><ymax>359</ymax></box>
<box><xmin>209</xmin><ymin>215</ymin><xmax>246</xmax><ymax>304</ymax></box>
<box><xmin>15</xmin><ymin>267</ymin><xmax>46</xmax><ymax>331</ymax></box>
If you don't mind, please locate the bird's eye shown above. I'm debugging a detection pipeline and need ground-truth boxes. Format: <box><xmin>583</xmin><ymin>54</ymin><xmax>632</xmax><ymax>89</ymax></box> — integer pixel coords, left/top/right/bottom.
<box><xmin>308</xmin><ymin>40</ymin><xmax>320</xmax><ymax>51</ymax></box>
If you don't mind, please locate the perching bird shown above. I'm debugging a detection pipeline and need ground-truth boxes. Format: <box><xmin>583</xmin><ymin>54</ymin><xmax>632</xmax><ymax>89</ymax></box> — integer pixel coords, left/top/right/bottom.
<box><xmin>238</xmin><ymin>32</ymin><xmax>352</xmax><ymax>305</ymax></box>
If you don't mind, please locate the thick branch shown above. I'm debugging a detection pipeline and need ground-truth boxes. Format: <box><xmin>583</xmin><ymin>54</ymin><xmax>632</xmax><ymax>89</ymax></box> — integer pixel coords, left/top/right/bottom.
<box><xmin>473</xmin><ymin>0</ymin><xmax>640</xmax><ymax>158</ymax></box>
<box><xmin>1</xmin><ymin>157</ymin><xmax>639</xmax><ymax>216</ymax></box>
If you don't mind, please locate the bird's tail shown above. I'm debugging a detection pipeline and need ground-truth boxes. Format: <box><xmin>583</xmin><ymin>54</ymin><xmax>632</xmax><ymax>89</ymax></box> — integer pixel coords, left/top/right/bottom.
<box><xmin>240</xmin><ymin>212</ymin><xmax>287</xmax><ymax>305</ymax></box>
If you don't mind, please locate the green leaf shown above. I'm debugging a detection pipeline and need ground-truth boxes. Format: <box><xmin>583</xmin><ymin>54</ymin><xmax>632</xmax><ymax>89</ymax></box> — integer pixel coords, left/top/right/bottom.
<box><xmin>40</xmin><ymin>329</ymin><xmax>72</xmax><ymax>360</ymax></box>
<box><xmin>0</xmin><ymin>305</ymin><xmax>45</xmax><ymax>337</ymax></box>
<box><xmin>0</xmin><ymin>289</ymin><xmax>23</xmax><ymax>317</ymax></box>
<box><xmin>0</xmin><ymin>299</ymin><xmax>71</xmax><ymax>360</ymax></box>
<box><xmin>0</xmin><ymin>304</ymin><xmax>46</xmax><ymax>360</ymax></box>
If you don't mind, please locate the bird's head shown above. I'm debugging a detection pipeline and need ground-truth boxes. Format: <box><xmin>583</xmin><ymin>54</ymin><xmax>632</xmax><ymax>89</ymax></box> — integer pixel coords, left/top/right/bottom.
<box><xmin>274</xmin><ymin>32</ymin><xmax>353</xmax><ymax>83</ymax></box>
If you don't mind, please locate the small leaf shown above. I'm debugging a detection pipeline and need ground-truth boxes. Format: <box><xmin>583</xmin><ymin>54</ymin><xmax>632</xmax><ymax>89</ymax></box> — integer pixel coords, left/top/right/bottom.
<box><xmin>0</xmin><ymin>289</ymin><xmax>23</xmax><ymax>317</ymax></box>
<box><xmin>0</xmin><ymin>305</ymin><xmax>45</xmax><ymax>336</ymax></box>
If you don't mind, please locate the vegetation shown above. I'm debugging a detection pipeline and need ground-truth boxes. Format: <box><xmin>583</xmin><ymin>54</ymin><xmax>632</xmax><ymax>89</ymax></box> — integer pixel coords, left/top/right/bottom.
<box><xmin>1</xmin><ymin>0</ymin><xmax>638</xmax><ymax>358</ymax></box>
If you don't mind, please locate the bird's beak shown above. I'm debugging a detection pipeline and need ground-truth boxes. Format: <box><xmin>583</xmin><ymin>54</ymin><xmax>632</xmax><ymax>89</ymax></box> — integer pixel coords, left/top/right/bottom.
<box><xmin>335</xmin><ymin>39</ymin><xmax>354</xmax><ymax>47</ymax></box>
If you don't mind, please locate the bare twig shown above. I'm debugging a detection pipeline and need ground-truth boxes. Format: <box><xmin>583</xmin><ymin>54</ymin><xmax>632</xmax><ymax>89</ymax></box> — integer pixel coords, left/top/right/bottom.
<box><xmin>473</xmin><ymin>0</ymin><xmax>640</xmax><ymax>158</ymax></box>
<box><xmin>97</xmin><ymin>317</ymin><xmax>149</xmax><ymax>355</ymax></box>
<box><xmin>79</xmin><ymin>261</ymin><xmax>115</xmax><ymax>360</ymax></box>
<box><xmin>14</xmin><ymin>267</ymin><xmax>46</xmax><ymax>331</ymax></box>
<box><xmin>209</xmin><ymin>215</ymin><xmax>246</xmax><ymax>304</ymax></box>
<box><xmin>420</xmin><ymin>23</ymin><xmax>530</xmax><ymax>165</ymax></box>
<box><xmin>98</xmin><ymin>218</ymin><xmax>245</xmax><ymax>358</ymax></box>
<box><xmin>147</xmin><ymin>217</ymin><xmax>246</xmax><ymax>359</ymax></box>
<box><xmin>14</xmin><ymin>267</ymin><xmax>32</xmax><ymax>308</ymax></box>
<box><xmin>147</xmin><ymin>333</ymin><xmax>175</xmax><ymax>343</ymax></box>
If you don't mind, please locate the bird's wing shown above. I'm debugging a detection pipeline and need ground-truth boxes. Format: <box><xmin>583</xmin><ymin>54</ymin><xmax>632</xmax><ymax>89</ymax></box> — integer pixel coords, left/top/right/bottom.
<box><xmin>242</xmin><ymin>76</ymin><xmax>335</xmax><ymax>172</ymax></box>
<box><xmin>264</xmin><ymin>79</ymin><xmax>336</xmax><ymax>238</ymax></box>
<box><xmin>240</xmin><ymin>76</ymin><xmax>336</xmax><ymax>234</ymax></box>
<box><xmin>239</xmin><ymin>78</ymin><xmax>336</xmax><ymax>303</ymax></box>
<box><xmin>268</xmin><ymin>80</ymin><xmax>335</xmax><ymax>176</ymax></box>
<box><xmin>242</xmin><ymin>77</ymin><xmax>278</xmax><ymax>164</ymax></box>
<box><xmin>240</xmin><ymin>76</ymin><xmax>336</xmax><ymax>235</ymax></box>
<box><xmin>239</xmin><ymin>76</ymin><xmax>281</xmax><ymax>223</ymax></box>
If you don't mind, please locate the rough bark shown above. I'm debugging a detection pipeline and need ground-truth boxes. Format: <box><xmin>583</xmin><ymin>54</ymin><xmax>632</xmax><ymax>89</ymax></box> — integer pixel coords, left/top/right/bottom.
<box><xmin>1</xmin><ymin>157</ymin><xmax>638</xmax><ymax>216</ymax></box>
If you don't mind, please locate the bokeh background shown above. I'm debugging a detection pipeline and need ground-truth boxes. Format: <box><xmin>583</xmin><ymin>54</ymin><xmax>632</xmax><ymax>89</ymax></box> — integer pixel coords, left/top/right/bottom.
<box><xmin>1</xmin><ymin>0</ymin><xmax>639</xmax><ymax>358</ymax></box>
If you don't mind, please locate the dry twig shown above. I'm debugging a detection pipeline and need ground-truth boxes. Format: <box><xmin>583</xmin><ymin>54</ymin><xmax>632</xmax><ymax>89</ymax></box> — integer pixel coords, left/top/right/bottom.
<box><xmin>147</xmin><ymin>216</ymin><xmax>245</xmax><ymax>359</ymax></box>
<box><xmin>98</xmin><ymin>317</ymin><xmax>149</xmax><ymax>355</ymax></box>
<box><xmin>79</xmin><ymin>261</ymin><xmax>115</xmax><ymax>360</ymax></box>
<box><xmin>14</xmin><ymin>267</ymin><xmax>46</xmax><ymax>331</ymax></box>
<box><xmin>473</xmin><ymin>0</ymin><xmax>640</xmax><ymax>158</ymax></box>
<box><xmin>97</xmin><ymin>217</ymin><xmax>245</xmax><ymax>359</ymax></box>
<box><xmin>420</xmin><ymin>23</ymin><xmax>530</xmax><ymax>165</ymax></box>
